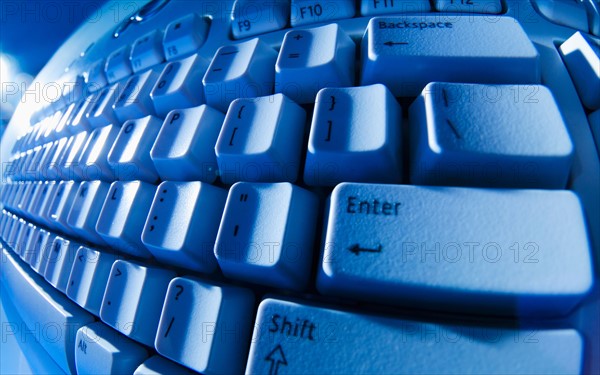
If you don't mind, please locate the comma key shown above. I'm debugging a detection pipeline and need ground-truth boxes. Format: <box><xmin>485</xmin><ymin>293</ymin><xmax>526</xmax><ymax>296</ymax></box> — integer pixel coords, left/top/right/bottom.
<box><xmin>246</xmin><ymin>298</ymin><xmax>584</xmax><ymax>374</ymax></box>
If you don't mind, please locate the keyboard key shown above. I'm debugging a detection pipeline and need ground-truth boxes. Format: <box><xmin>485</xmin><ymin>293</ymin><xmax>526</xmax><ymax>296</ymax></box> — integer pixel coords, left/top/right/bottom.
<box><xmin>150</xmin><ymin>106</ymin><xmax>224</xmax><ymax>182</ymax></box>
<box><xmin>163</xmin><ymin>13</ymin><xmax>210</xmax><ymax>60</ymax></box>
<box><xmin>96</xmin><ymin>181</ymin><xmax>156</xmax><ymax>258</ymax></box>
<box><xmin>141</xmin><ymin>181</ymin><xmax>227</xmax><ymax>273</ymax></box>
<box><xmin>67</xmin><ymin>246</ymin><xmax>119</xmax><ymax>314</ymax></box>
<box><xmin>215</xmin><ymin>94</ymin><xmax>306</xmax><ymax>184</ymax></box>
<box><xmin>318</xmin><ymin>183</ymin><xmax>593</xmax><ymax>316</ymax></box>
<box><xmin>361</xmin><ymin>16</ymin><xmax>540</xmax><ymax>96</ymax></box>
<box><xmin>215</xmin><ymin>182</ymin><xmax>319</xmax><ymax>290</ymax></box>
<box><xmin>409</xmin><ymin>83</ymin><xmax>574</xmax><ymax>188</ymax></box>
<box><xmin>130</xmin><ymin>30</ymin><xmax>165</xmax><ymax>73</ymax></box>
<box><xmin>69</xmin><ymin>96</ymin><xmax>95</xmax><ymax>132</ymax></box>
<box><xmin>150</xmin><ymin>54</ymin><xmax>208</xmax><ymax>117</ymax></box>
<box><xmin>304</xmin><ymin>84</ymin><xmax>403</xmax><ymax>186</ymax></box>
<box><xmin>43</xmin><ymin>237</ymin><xmax>81</xmax><ymax>292</ymax></box>
<box><xmin>108</xmin><ymin>116</ymin><xmax>162</xmax><ymax>183</ymax></box>
<box><xmin>560</xmin><ymin>31</ymin><xmax>600</xmax><ymax>110</ymax></box>
<box><xmin>100</xmin><ymin>260</ymin><xmax>176</xmax><ymax>346</ymax></box>
<box><xmin>203</xmin><ymin>38</ymin><xmax>278</xmax><ymax>112</ymax></box>
<box><xmin>29</xmin><ymin>228</ymin><xmax>52</xmax><ymax>274</ymax></box>
<box><xmin>134</xmin><ymin>356</ymin><xmax>196</xmax><ymax>375</ymax></box>
<box><xmin>155</xmin><ymin>277</ymin><xmax>254</xmax><ymax>374</ymax></box>
<box><xmin>105</xmin><ymin>46</ymin><xmax>133</xmax><ymax>84</ymax></box>
<box><xmin>290</xmin><ymin>0</ymin><xmax>355</xmax><ymax>27</ymax></box>
<box><xmin>276</xmin><ymin>24</ymin><xmax>355</xmax><ymax>103</ymax></box>
<box><xmin>232</xmin><ymin>0</ymin><xmax>289</xmax><ymax>39</ymax></box>
<box><xmin>1</xmin><ymin>248</ymin><xmax>94</xmax><ymax>374</ymax></box>
<box><xmin>45</xmin><ymin>180</ymin><xmax>79</xmax><ymax>235</ymax></box>
<box><xmin>86</xmin><ymin>83</ymin><xmax>121</xmax><ymax>128</ymax></box>
<box><xmin>113</xmin><ymin>70</ymin><xmax>160</xmax><ymax>122</ymax></box>
<box><xmin>60</xmin><ymin>130</ymin><xmax>89</xmax><ymax>181</ymax></box>
<box><xmin>246</xmin><ymin>297</ymin><xmax>584</xmax><ymax>374</ymax></box>
<box><xmin>531</xmin><ymin>0</ymin><xmax>590</xmax><ymax>32</ymax></box>
<box><xmin>433</xmin><ymin>0</ymin><xmax>502</xmax><ymax>14</ymax></box>
<box><xmin>85</xmin><ymin>59</ymin><xmax>108</xmax><ymax>92</ymax></box>
<box><xmin>67</xmin><ymin>180</ymin><xmax>111</xmax><ymax>244</ymax></box>
<box><xmin>75</xmin><ymin>322</ymin><xmax>149</xmax><ymax>374</ymax></box>
<box><xmin>79</xmin><ymin>125</ymin><xmax>119</xmax><ymax>181</ymax></box>
<box><xmin>361</xmin><ymin>0</ymin><xmax>431</xmax><ymax>15</ymax></box>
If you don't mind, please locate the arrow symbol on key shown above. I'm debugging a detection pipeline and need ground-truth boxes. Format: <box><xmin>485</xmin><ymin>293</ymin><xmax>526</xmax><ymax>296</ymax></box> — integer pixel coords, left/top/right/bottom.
<box><xmin>349</xmin><ymin>244</ymin><xmax>382</xmax><ymax>255</ymax></box>
<box><xmin>384</xmin><ymin>41</ymin><xmax>409</xmax><ymax>46</ymax></box>
<box><xmin>115</xmin><ymin>268</ymin><xmax>122</xmax><ymax>277</ymax></box>
<box><xmin>265</xmin><ymin>345</ymin><xmax>287</xmax><ymax>375</ymax></box>
<box><xmin>78</xmin><ymin>255</ymin><xmax>84</xmax><ymax>262</ymax></box>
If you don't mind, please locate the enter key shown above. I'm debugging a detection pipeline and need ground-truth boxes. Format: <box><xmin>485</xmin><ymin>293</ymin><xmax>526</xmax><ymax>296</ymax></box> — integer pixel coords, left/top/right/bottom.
<box><xmin>317</xmin><ymin>183</ymin><xmax>593</xmax><ymax>317</ymax></box>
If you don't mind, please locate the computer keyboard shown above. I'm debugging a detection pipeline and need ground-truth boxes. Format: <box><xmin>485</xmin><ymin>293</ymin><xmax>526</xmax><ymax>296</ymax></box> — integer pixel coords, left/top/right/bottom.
<box><xmin>1</xmin><ymin>0</ymin><xmax>599</xmax><ymax>374</ymax></box>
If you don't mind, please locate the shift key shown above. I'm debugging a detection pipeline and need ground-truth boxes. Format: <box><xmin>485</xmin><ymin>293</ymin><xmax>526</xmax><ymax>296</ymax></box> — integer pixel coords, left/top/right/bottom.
<box><xmin>245</xmin><ymin>298</ymin><xmax>584</xmax><ymax>374</ymax></box>
<box><xmin>361</xmin><ymin>16</ymin><xmax>540</xmax><ymax>96</ymax></box>
<box><xmin>317</xmin><ymin>183</ymin><xmax>593</xmax><ymax>317</ymax></box>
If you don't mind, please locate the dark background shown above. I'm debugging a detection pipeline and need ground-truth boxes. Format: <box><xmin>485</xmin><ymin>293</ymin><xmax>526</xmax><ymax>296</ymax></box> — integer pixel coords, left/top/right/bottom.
<box><xmin>1</xmin><ymin>0</ymin><xmax>107</xmax><ymax>126</ymax></box>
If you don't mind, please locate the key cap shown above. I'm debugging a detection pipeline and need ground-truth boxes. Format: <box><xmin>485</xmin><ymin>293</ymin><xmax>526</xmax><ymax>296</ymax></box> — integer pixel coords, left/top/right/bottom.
<box><xmin>86</xmin><ymin>83</ymin><xmax>121</xmax><ymax>128</ymax></box>
<box><xmin>43</xmin><ymin>236</ymin><xmax>81</xmax><ymax>291</ymax></box>
<box><xmin>1</xmin><ymin>248</ymin><xmax>94</xmax><ymax>374</ymax></box>
<box><xmin>113</xmin><ymin>69</ymin><xmax>160</xmax><ymax>122</ymax></box>
<box><xmin>560</xmin><ymin>31</ymin><xmax>600</xmax><ymax>110</ymax></box>
<box><xmin>60</xmin><ymin>130</ymin><xmax>89</xmax><ymax>181</ymax></box>
<box><xmin>150</xmin><ymin>54</ymin><xmax>208</xmax><ymax>117</ymax></box>
<box><xmin>433</xmin><ymin>0</ymin><xmax>502</xmax><ymax>14</ymax></box>
<box><xmin>134</xmin><ymin>356</ymin><xmax>196</xmax><ymax>375</ymax></box>
<box><xmin>67</xmin><ymin>180</ymin><xmax>111</xmax><ymax>244</ymax></box>
<box><xmin>29</xmin><ymin>228</ymin><xmax>52</xmax><ymax>274</ymax></box>
<box><xmin>203</xmin><ymin>38</ymin><xmax>278</xmax><ymax>112</ymax></box>
<box><xmin>96</xmin><ymin>181</ymin><xmax>156</xmax><ymax>258</ymax></box>
<box><xmin>155</xmin><ymin>277</ymin><xmax>254</xmax><ymax>374</ymax></box>
<box><xmin>75</xmin><ymin>322</ymin><xmax>149</xmax><ymax>374</ymax></box>
<box><xmin>215</xmin><ymin>182</ymin><xmax>319</xmax><ymax>290</ymax></box>
<box><xmin>317</xmin><ymin>183</ymin><xmax>593</xmax><ymax>316</ymax></box>
<box><xmin>246</xmin><ymin>297</ymin><xmax>584</xmax><ymax>374</ymax></box>
<box><xmin>361</xmin><ymin>16</ymin><xmax>540</xmax><ymax>96</ymax></box>
<box><xmin>141</xmin><ymin>181</ymin><xmax>227</xmax><ymax>273</ymax></box>
<box><xmin>304</xmin><ymin>84</ymin><xmax>403</xmax><ymax>186</ymax></box>
<box><xmin>276</xmin><ymin>24</ymin><xmax>355</xmax><ymax>103</ymax></box>
<box><xmin>163</xmin><ymin>13</ymin><xmax>210</xmax><ymax>60</ymax></box>
<box><xmin>215</xmin><ymin>94</ymin><xmax>306</xmax><ymax>184</ymax></box>
<box><xmin>409</xmin><ymin>83</ymin><xmax>574</xmax><ymax>188</ymax></box>
<box><xmin>108</xmin><ymin>116</ymin><xmax>161</xmax><ymax>183</ymax></box>
<box><xmin>130</xmin><ymin>30</ymin><xmax>165</xmax><ymax>73</ymax></box>
<box><xmin>40</xmin><ymin>137</ymin><xmax>68</xmax><ymax>181</ymax></box>
<box><xmin>531</xmin><ymin>0</ymin><xmax>590</xmax><ymax>32</ymax></box>
<box><xmin>150</xmin><ymin>106</ymin><xmax>224</xmax><ymax>182</ymax></box>
<box><xmin>590</xmin><ymin>109</ymin><xmax>600</xmax><ymax>151</ymax></box>
<box><xmin>69</xmin><ymin>96</ymin><xmax>94</xmax><ymax>132</ymax></box>
<box><xmin>105</xmin><ymin>46</ymin><xmax>133</xmax><ymax>84</ymax></box>
<box><xmin>361</xmin><ymin>0</ymin><xmax>431</xmax><ymax>15</ymax></box>
<box><xmin>79</xmin><ymin>125</ymin><xmax>119</xmax><ymax>181</ymax></box>
<box><xmin>45</xmin><ymin>180</ymin><xmax>79</xmax><ymax>235</ymax></box>
<box><xmin>20</xmin><ymin>223</ymin><xmax>36</xmax><ymax>263</ymax></box>
<box><xmin>85</xmin><ymin>59</ymin><xmax>108</xmax><ymax>92</ymax></box>
<box><xmin>31</xmin><ymin>181</ymin><xmax>57</xmax><ymax>223</ymax></box>
<box><xmin>290</xmin><ymin>0</ymin><xmax>355</xmax><ymax>27</ymax></box>
<box><xmin>67</xmin><ymin>246</ymin><xmax>119</xmax><ymax>315</ymax></box>
<box><xmin>100</xmin><ymin>260</ymin><xmax>176</xmax><ymax>346</ymax></box>
<box><xmin>232</xmin><ymin>0</ymin><xmax>290</xmax><ymax>39</ymax></box>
